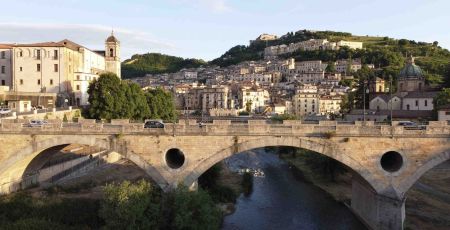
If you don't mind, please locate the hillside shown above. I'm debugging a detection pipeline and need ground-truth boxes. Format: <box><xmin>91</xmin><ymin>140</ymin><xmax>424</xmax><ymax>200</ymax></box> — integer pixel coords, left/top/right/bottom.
<box><xmin>211</xmin><ymin>30</ymin><xmax>450</xmax><ymax>86</ymax></box>
<box><xmin>121</xmin><ymin>53</ymin><xmax>206</xmax><ymax>79</ymax></box>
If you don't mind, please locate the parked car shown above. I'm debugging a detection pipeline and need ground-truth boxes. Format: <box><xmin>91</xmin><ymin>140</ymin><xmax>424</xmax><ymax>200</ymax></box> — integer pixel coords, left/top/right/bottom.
<box><xmin>398</xmin><ymin>121</ymin><xmax>425</xmax><ymax>130</ymax></box>
<box><xmin>28</xmin><ymin>120</ymin><xmax>48</xmax><ymax>127</ymax></box>
<box><xmin>0</xmin><ymin>108</ymin><xmax>11</xmax><ymax>115</ymax></box>
<box><xmin>144</xmin><ymin>120</ymin><xmax>164</xmax><ymax>128</ymax></box>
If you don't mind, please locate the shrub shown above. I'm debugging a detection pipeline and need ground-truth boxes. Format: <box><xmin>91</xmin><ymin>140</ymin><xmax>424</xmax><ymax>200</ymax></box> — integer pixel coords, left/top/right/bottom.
<box><xmin>323</xmin><ymin>131</ymin><xmax>336</xmax><ymax>139</ymax></box>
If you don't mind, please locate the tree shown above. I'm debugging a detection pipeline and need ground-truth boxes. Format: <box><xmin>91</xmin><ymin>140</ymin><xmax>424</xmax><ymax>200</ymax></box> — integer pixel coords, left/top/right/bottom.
<box><xmin>145</xmin><ymin>88</ymin><xmax>177</xmax><ymax>121</ymax></box>
<box><xmin>325</xmin><ymin>61</ymin><xmax>336</xmax><ymax>73</ymax></box>
<box><xmin>434</xmin><ymin>88</ymin><xmax>450</xmax><ymax>110</ymax></box>
<box><xmin>245</xmin><ymin>100</ymin><xmax>253</xmax><ymax>113</ymax></box>
<box><xmin>100</xmin><ymin>180</ymin><xmax>160</xmax><ymax>230</ymax></box>
<box><xmin>166</xmin><ymin>186</ymin><xmax>222</xmax><ymax>230</ymax></box>
<box><xmin>124</xmin><ymin>82</ymin><xmax>151</xmax><ymax>121</ymax></box>
<box><xmin>87</xmin><ymin>72</ymin><xmax>128</xmax><ymax>120</ymax></box>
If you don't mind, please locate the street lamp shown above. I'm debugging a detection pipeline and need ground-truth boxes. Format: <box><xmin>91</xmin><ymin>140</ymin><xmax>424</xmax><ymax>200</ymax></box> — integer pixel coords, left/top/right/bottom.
<box><xmin>389</xmin><ymin>75</ymin><xmax>393</xmax><ymax>125</ymax></box>
<box><xmin>363</xmin><ymin>81</ymin><xmax>369</xmax><ymax>124</ymax></box>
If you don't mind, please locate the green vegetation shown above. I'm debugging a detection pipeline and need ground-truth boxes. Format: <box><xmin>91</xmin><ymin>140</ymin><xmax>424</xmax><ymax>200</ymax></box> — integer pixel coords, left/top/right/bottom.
<box><xmin>434</xmin><ymin>88</ymin><xmax>450</xmax><ymax>109</ymax></box>
<box><xmin>212</xmin><ymin>30</ymin><xmax>450</xmax><ymax>88</ymax></box>
<box><xmin>121</xmin><ymin>53</ymin><xmax>206</xmax><ymax>78</ymax></box>
<box><xmin>0</xmin><ymin>180</ymin><xmax>222</xmax><ymax>230</ymax></box>
<box><xmin>0</xmin><ymin>193</ymin><xmax>103</xmax><ymax>229</ymax></box>
<box><xmin>238</xmin><ymin>111</ymin><xmax>250</xmax><ymax>116</ymax></box>
<box><xmin>270</xmin><ymin>114</ymin><xmax>299</xmax><ymax>122</ymax></box>
<box><xmin>86</xmin><ymin>72</ymin><xmax>177</xmax><ymax>122</ymax></box>
<box><xmin>145</xmin><ymin>88</ymin><xmax>178</xmax><ymax>122</ymax></box>
<box><xmin>100</xmin><ymin>180</ymin><xmax>161</xmax><ymax>229</ymax></box>
<box><xmin>199</xmin><ymin>164</ymin><xmax>238</xmax><ymax>203</ymax></box>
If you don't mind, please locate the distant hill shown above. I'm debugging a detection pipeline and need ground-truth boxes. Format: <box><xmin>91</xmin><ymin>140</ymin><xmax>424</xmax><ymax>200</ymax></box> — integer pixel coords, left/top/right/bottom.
<box><xmin>211</xmin><ymin>30</ymin><xmax>450</xmax><ymax>86</ymax></box>
<box><xmin>121</xmin><ymin>53</ymin><xmax>206</xmax><ymax>79</ymax></box>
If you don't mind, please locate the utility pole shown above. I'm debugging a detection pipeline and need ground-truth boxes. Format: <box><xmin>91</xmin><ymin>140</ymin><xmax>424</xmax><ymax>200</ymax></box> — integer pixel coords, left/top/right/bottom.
<box><xmin>363</xmin><ymin>81</ymin><xmax>366</xmax><ymax>125</ymax></box>
<box><xmin>389</xmin><ymin>75</ymin><xmax>393</xmax><ymax>125</ymax></box>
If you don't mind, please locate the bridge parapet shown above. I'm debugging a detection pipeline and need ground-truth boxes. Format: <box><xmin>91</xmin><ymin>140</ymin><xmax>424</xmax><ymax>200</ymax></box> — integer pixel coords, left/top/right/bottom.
<box><xmin>1</xmin><ymin>119</ymin><xmax>449</xmax><ymax>137</ymax></box>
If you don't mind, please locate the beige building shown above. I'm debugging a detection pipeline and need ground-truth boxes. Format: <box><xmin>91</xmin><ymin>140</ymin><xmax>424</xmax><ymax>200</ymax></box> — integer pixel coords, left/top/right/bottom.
<box><xmin>319</xmin><ymin>95</ymin><xmax>342</xmax><ymax>115</ymax></box>
<box><xmin>369</xmin><ymin>77</ymin><xmax>385</xmax><ymax>93</ymax></box>
<box><xmin>0</xmin><ymin>32</ymin><xmax>121</xmax><ymax>106</ymax></box>
<box><xmin>0</xmin><ymin>45</ymin><xmax>13</xmax><ymax>87</ymax></box>
<box><xmin>184</xmin><ymin>85</ymin><xmax>233</xmax><ymax>113</ymax></box>
<box><xmin>292</xmin><ymin>84</ymin><xmax>319</xmax><ymax>116</ymax></box>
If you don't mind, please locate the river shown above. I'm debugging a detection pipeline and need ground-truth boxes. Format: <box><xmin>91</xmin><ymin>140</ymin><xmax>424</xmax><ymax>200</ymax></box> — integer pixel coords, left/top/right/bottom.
<box><xmin>222</xmin><ymin>148</ymin><xmax>367</xmax><ymax>230</ymax></box>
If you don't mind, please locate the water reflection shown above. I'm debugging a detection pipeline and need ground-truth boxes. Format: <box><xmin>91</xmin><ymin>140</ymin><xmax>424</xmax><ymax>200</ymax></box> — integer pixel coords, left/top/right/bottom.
<box><xmin>222</xmin><ymin>149</ymin><xmax>366</xmax><ymax>230</ymax></box>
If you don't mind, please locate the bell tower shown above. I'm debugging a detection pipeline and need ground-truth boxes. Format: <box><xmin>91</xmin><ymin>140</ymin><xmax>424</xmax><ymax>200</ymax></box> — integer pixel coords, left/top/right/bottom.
<box><xmin>105</xmin><ymin>31</ymin><xmax>121</xmax><ymax>78</ymax></box>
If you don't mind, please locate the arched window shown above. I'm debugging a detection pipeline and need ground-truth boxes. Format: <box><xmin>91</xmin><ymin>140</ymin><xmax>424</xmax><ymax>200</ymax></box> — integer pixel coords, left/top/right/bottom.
<box><xmin>109</xmin><ymin>48</ymin><xmax>114</xmax><ymax>57</ymax></box>
<box><xmin>406</xmin><ymin>104</ymin><xmax>410</xmax><ymax>110</ymax></box>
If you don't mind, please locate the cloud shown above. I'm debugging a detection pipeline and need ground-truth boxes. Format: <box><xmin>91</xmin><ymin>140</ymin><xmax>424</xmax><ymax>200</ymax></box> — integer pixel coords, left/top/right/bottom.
<box><xmin>173</xmin><ymin>0</ymin><xmax>232</xmax><ymax>12</ymax></box>
<box><xmin>0</xmin><ymin>23</ymin><xmax>176</xmax><ymax>59</ymax></box>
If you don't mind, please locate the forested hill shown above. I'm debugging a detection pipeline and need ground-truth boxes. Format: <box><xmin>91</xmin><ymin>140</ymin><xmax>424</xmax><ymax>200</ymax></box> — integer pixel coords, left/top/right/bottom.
<box><xmin>210</xmin><ymin>30</ymin><xmax>450</xmax><ymax>86</ymax></box>
<box><xmin>121</xmin><ymin>53</ymin><xmax>206</xmax><ymax>79</ymax></box>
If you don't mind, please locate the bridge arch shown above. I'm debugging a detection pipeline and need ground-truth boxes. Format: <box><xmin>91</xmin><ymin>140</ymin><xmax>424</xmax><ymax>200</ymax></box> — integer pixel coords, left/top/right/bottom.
<box><xmin>398</xmin><ymin>149</ymin><xmax>450</xmax><ymax>197</ymax></box>
<box><xmin>0</xmin><ymin>135</ymin><xmax>168</xmax><ymax>193</ymax></box>
<box><xmin>183</xmin><ymin>136</ymin><xmax>381</xmax><ymax>193</ymax></box>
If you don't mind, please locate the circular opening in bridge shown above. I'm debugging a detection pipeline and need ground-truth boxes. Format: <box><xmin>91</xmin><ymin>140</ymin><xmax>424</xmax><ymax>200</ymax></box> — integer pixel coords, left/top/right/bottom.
<box><xmin>380</xmin><ymin>151</ymin><xmax>403</xmax><ymax>173</ymax></box>
<box><xmin>165</xmin><ymin>148</ymin><xmax>185</xmax><ymax>169</ymax></box>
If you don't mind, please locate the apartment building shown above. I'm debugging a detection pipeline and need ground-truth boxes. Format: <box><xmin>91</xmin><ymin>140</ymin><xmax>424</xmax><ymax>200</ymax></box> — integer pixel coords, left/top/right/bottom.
<box><xmin>0</xmin><ymin>32</ymin><xmax>121</xmax><ymax>106</ymax></box>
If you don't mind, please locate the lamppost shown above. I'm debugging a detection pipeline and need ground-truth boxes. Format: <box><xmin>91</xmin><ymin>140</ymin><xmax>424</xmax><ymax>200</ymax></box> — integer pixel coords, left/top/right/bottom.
<box><xmin>389</xmin><ymin>75</ymin><xmax>393</xmax><ymax>125</ymax></box>
<box><xmin>363</xmin><ymin>80</ymin><xmax>369</xmax><ymax>125</ymax></box>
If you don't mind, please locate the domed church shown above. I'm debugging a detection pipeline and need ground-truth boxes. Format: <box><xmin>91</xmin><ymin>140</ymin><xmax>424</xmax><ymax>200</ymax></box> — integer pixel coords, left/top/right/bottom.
<box><xmin>397</xmin><ymin>55</ymin><xmax>425</xmax><ymax>93</ymax></box>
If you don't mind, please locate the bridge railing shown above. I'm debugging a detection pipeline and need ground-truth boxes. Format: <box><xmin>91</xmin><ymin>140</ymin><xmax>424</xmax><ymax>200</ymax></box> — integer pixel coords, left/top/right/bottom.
<box><xmin>1</xmin><ymin>119</ymin><xmax>449</xmax><ymax>137</ymax></box>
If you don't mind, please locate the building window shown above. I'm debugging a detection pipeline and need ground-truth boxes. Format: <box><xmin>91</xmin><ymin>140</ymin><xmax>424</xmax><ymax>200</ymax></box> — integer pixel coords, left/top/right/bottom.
<box><xmin>1</xmin><ymin>51</ymin><xmax>5</xmax><ymax>59</ymax></box>
<box><xmin>19</xmin><ymin>51</ymin><xmax>23</xmax><ymax>57</ymax></box>
<box><xmin>36</xmin><ymin>50</ymin><xmax>41</xmax><ymax>60</ymax></box>
<box><xmin>20</xmin><ymin>79</ymin><xmax>23</xmax><ymax>85</ymax></box>
<box><xmin>54</xmin><ymin>64</ymin><xmax>58</xmax><ymax>72</ymax></box>
<box><xmin>76</xmin><ymin>85</ymin><xmax>80</xmax><ymax>90</ymax></box>
<box><xmin>109</xmin><ymin>48</ymin><xmax>114</xmax><ymax>57</ymax></box>
<box><xmin>1</xmin><ymin>80</ymin><xmax>5</xmax><ymax>85</ymax></box>
<box><xmin>415</xmin><ymin>100</ymin><xmax>418</xmax><ymax>106</ymax></box>
<box><xmin>1</xmin><ymin>66</ymin><xmax>4</xmax><ymax>74</ymax></box>
<box><xmin>77</xmin><ymin>75</ymin><xmax>80</xmax><ymax>80</ymax></box>
<box><xmin>20</xmin><ymin>67</ymin><xmax>23</xmax><ymax>71</ymax></box>
<box><xmin>37</xmin><ymin>79</ymin><xmax>41</xmax><ymax>85</ymax></box>
<box><xmin>50</xmin><ymin>79</ymin><xmax>53</xmax><ymax>85</ymax></box>
<box><xmin>425</xmin><ymin>100</ymin><xmax>428</xmax><ymax>106</ymax></box>
<box><xmin>37</xmin><ymin>64</ymin><xmax>41</xmax><ymax>72</ymax></box>
<box><xmin>53</xmin><ymin>50</ymin><xmax>58</xmax><ymax>59</ymax></box>
<box><xmin>406</xmin><ymin>104</ymin><xmax>410</xmax><ymax>110</ymax></box>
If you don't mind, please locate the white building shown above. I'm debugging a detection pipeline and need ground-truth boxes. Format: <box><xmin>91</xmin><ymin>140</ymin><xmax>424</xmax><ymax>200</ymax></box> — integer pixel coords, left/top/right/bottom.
<box><xmin>239</xmin><ymin>88</ymin><xmax>269</xmax><ymax>113</ymax></box>
<box><xmin>336</xmin><ymin>40</ymin><xmax>363</xmax><ymax>49</ymax></box>
<box><xmin>319</xmin><ymin>95</ymin><xmax>342</xmax><ymax>115</ymax></box>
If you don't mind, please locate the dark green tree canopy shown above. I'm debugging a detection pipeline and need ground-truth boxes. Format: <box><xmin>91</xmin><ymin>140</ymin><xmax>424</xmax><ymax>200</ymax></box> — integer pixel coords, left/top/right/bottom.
<box><xmin>87</xmin><ymin>73</ymin><xmax>176</xmax><ymax>121</ymax></box>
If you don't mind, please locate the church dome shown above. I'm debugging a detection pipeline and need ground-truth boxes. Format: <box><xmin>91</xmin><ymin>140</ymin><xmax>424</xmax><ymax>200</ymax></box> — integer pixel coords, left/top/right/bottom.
<box><xmin>106</xmin><ymin>31</ymin><xmax>119</xmax><ymax>43</ymax></box>
<box><xmin>399</xmin><ymin>56</ymin><xmax>423</xmax><ymax>78</ymax></box>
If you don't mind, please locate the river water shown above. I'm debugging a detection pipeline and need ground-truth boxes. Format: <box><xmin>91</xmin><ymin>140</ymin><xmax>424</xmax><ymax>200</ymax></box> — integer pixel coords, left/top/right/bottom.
<box><xmin>222</xmin><ymin>149</ymin><xmax>366</xmax><ymax>230</ymax></box>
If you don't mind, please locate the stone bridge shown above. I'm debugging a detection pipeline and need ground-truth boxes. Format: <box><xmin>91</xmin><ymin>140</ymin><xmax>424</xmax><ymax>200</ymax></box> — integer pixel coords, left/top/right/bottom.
<box><xmin>0</xmin><ymin>119</ymin><xmax>449</xmax><ymax>230</ymax></box>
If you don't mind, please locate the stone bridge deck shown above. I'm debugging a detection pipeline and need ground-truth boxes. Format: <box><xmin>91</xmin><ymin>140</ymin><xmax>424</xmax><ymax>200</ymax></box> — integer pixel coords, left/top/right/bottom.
<box><xmin>0</xmin><ymin>119</ymin><xmax>449</xmax><ymax>137</ymax></box>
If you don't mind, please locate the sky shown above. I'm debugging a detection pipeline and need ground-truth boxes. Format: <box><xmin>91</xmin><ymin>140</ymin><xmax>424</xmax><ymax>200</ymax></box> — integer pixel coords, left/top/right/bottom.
<box><xmin>0</xmin><ymin>0</ymin><xmax>449</xmax><ymax>61</ymax></box>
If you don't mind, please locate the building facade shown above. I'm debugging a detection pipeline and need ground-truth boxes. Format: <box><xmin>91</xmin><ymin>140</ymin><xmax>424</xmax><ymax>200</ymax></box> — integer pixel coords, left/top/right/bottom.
<box><xmin>0</xmin><ymin>33</ymin><xmax>121</xmax><ymax>106</ymax></box>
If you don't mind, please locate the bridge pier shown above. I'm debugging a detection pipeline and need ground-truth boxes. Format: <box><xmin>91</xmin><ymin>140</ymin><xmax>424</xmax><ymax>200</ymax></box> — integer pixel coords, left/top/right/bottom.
<box><xmin>351</xmin><ymin>177</ymin><xmax>405</xmax><ymax>230</ymax></box>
